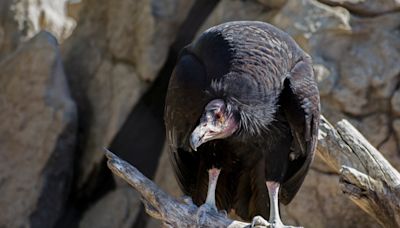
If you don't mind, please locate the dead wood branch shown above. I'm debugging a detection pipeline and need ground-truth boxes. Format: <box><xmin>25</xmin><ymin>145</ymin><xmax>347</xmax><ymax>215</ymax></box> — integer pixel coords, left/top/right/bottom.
<box><xmin>104</xmin><ymin>149</ymin><xmax>251</xmax><ymax>228</ymax></box>
<box><xmin>317</xmin><ymin>116</ymin><xmax>400</xmax><ymax>227</ymax></box>
<box><xmin>104</xmin><ymin>115</ymin><xmax>400</xmax><ymax>227</ymax></box>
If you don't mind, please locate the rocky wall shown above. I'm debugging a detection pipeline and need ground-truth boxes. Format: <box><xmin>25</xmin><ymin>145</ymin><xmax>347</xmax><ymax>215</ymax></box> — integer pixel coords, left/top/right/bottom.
<box><xmin>0</xmin><ymin>0</ymin><xmax>399</xmax><ymax>227</ymax></box>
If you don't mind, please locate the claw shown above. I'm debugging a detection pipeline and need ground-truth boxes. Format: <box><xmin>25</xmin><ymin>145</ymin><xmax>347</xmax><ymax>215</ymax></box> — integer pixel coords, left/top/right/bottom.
<box><xmin>219</xmin><ymin>209</ymin><xmax>228</xmax><ymax>217</ymax></box>
<box><xmin>196</xmin><ymin>203</ymin><xmax>216</xmax><ymax>225</ymax></box>
<box><xmin>250</xmin><ymin>215</ymin><xmax>302</xmax><ymax>228</ymax></box>
<box><xmin>196</xmin><ymin>203</ymin><xmax>228</xmax><ymax>226</ymax></box>
<box><xmin>251</xmin><ymin>215</ymin><xmax>270</xmax><ymax>228</ymax></box>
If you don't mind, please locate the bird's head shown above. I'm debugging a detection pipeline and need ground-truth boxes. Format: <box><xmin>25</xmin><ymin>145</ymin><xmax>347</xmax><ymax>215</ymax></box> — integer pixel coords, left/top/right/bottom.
<box><xmin>189</xmin><ymin>99</ymin><xmax>239</xmax><ymax>151</ymax></box>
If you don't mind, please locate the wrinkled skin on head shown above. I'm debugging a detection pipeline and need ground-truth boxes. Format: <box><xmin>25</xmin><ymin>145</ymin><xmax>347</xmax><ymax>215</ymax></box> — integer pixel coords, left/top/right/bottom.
<box><xmin>190</xmin><ymin>99</ymin><xmax>239</xmax><ymax>151</ymax></box>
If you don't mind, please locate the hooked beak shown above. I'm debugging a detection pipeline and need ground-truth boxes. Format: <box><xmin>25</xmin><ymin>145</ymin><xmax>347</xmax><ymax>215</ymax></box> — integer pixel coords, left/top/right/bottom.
<box><xmin>189</xmin><ymin>99</ymin><xmax>238</xmax><ymax>151</ymax></box>
<box><xmin>189</xmin><ymin>114</ymin><xmax>238</xmax><ymax>151</ymax></box>
<box><xmin>189</xmin><ymin>124</ymin><xmax>214</xmax><ymax>151</ymax></box>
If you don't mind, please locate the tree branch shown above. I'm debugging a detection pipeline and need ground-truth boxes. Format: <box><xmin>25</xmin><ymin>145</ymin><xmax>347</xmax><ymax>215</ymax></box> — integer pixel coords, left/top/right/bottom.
<box><xmin>317</xmin><ymin>116</ymin><xmax>400</xmax><ymax>227</ymax></box>
<box><xmin>104</xmin><ymin>149</ymin><xmax>251</xmax><ymax>228</ymax></box>
<box><xmin>104</xmin><ymin>115</ymin><xmax>400</xmax><ymax>227</ymax></box>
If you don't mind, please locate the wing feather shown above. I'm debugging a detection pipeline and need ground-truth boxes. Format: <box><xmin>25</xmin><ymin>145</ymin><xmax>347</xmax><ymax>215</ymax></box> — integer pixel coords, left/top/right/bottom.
<box><xmin>279</xmin><ymin>55</ymin><xmax>320</xmax><ymax>204</ymax></box>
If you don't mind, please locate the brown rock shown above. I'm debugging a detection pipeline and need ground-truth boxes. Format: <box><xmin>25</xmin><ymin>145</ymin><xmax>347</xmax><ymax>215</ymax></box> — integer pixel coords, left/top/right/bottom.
<box><xmin>145</xmin><ymin>144</ymin><xmax>182</xmax><ymax>228</ymax></box>
<box><xmin>198</xmin><ymin>0</ymin><xmax>277</xmax><ymax>34</ymax></box>
<box><xmin>326</xmin><ymin>14</ymin><xmax>399</xmax><ymax>115</ymax></box>
<box><xmin>349</xmin><ymin>114</ymin><xmax>390</xmax><ymax>147</ymax></box>
<box><xmin>62</xmin><ymin>0</ymin><xmax>195</xmax><ymax>188</ymax></box>
<box><xmin>272</xmin><ymin>0</ymin><xmax>351</xmax><ymax>50</ymax></box>
<box><xmin>274</xmin><ymin>1</ymin><xmax>400</xmax><ymax>115</ymax></box>
<box><xmin>80</xmin><ymin>187</ymin><xmax>141</xmax><ymax>228</ymax></box>
<box><xmin>256</xmin><ymin>0</ymin><xmax>287</xmax><ymax>8</ymax></box>
<box><xmin>0</xmin><ymin>32</ymin><xmax>76</xmax><ymax>228</ymax></box>
<box><xmin>393</xmin><ymin>118</ymin><xmax>400</xmax><ymax>132</ymax></box>
<box><xmin>0</xmin><ymin>0</ymin><xmax>21</xmax><ymax>60</ymax></box>
<box><xmin>314</xmin><ymin>63</ymin><xmax>337</xmax><ymax>96</ymax></box>
<box><xmin>392</xmin><ymin>89</ymin><xmax>400</xmax><ymax>116</ymax></box>
<box><xmin>378</xmin><ymin>133</ymin><xmax>400</xmax><ymax>169</ymax></box>
<box><xmin>281</xmin><ymin>156</ymin><xmax>380</xmax><ymax>228</ymax></box>
<box><xmin>319</xmin><ymin>0</ymin><xmax>400</xmax><ymax>16</ymax></box>
<box><xmin>272</xmin><ymin>0</ymin><xmax>399</xmax><ymax>226</ymax></box>
<box><xmin>66</xmin><ymin>0</ymin><xmax>82</xmax><ymax>21</ymax></box>
<box><xmin>152</xmin><ymin>144</ymin><xmax>182</xmax><ymax>198</ymax></box>
<box><xmin>0</xmin><ymin>0</ymin><xmax>75</xmax><ymax>60</ymax></box>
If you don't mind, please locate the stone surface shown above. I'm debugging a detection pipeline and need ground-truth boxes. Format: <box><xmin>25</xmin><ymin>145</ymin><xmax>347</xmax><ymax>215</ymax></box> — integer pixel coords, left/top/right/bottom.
<box><xmin>145</xmin><ymin>144</ymin><xmax>182</xmax><ymax>228</ymax></box>
<box><xmin>67</xmin><ymin>0</ymin><xmax>82</xmax><ymax>20</ymax></box>
<box><xmin>256</xmin><ymin>0</ymin><xmax>288</xmax><ymax>8</ymax></box>
<box><xmin>319</xmin><ymin>0</ymin><xmax>400</xmax><ymax>16</ymax></box>
<box><xmin>198</xmin><ymin>0</ymin><xmax>277</xmax><ymax>35</ymax></box>
<box><xmin>80</xmin><ymin>187</ymin><xmax>141</xmax><ymax>228</ymax></box>
<box><xmin>62</xmin><ymin>0</ymin><xmax>195</xmax><ymax>188</ymax></box>
<box><xmin>350</xmin><ymin>114</ymin><xmax>390</xmax><ymax>147</ymax></box>
<box><xmin>314</xmin><ymin>62</ymin><xmax>338</xmax><ymax>97</ymax></box>
<box><xmin>0</xmin><ymin>0</ymin><xmax>399</xmax><ymax>227</ymax></box>
<box><xmin>392</xmin><ymin>89</ymin><xmax>400</xmax><ymax>116</ymax></box>
<box><xmin>272</xmin><ymin>0</ymin><xmax>400</xmax><ymax>227</ymax></box>
<box><xmin>0</xmin><ymin>31</ymin><xmax>76</xmax><ymax>228</ymax></box>
<box><xmin>273</xmin><ymin>0</ymin><xmax>351</xmax><ymax>49</ymax></box>
<box><xmin>379</xmin><ymin>133</ymin><xmax>400</xmax><ymax>169</ymax></box>
<box><xmin>281</xmin><ymin>156</ymin><xmax>379</xmax><ymax>228</ymax></box>
<box><xmin>0</xmin><ymin>0</ymin><xmax>75</xmax><ymax>60</ymax></box>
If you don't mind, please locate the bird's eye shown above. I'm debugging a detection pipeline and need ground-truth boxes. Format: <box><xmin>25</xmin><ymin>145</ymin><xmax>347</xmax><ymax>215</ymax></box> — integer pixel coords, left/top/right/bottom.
<box><xmin>215</xmin><ymin>112</ymin><xmax>223</xmax><ymax>120</ymax></box>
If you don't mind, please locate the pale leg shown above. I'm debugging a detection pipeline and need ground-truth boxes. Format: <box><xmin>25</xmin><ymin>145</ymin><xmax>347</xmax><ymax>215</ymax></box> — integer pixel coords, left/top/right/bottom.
<box><xmin>197</xmin><ymin>168</ymin><xmax>224</xmax><ymax>225</ymax></box>
<box><xmin>205</xmin><ymin>168</ymin><xmax>221</xmax><ymax>209</ymax></box>
<box><xmin>251</xmin><ymin>181</ymin><xmax>302</xmax><ymax>228</ymax></box>
<box><xmin>266</xmin><ymin>181</ymin><xmax>283</xmax><ymax>226</ymax></box>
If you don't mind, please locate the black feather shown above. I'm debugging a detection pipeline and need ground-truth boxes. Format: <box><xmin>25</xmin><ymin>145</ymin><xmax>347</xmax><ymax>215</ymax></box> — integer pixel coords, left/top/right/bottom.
<box><xmin>164</xmin><ymin>21</ymin><xmax>320</xmax><ymax>221</ymax></box>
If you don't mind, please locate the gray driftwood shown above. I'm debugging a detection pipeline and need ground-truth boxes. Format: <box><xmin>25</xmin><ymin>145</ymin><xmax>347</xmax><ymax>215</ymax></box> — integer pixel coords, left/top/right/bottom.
<box><xmin>104</xmin><ymin>115</ymin><xmax>400</xmax><ymax>227</ymax></box>
<box><xmin>317</xmin><ymin>116</ymin><xmax>400</xmax><ymax>227</ymax></box>
<box><xmin>105</xmin><ymin>149</ymin><xmax>251</xmax><ymax>227</ymax></box>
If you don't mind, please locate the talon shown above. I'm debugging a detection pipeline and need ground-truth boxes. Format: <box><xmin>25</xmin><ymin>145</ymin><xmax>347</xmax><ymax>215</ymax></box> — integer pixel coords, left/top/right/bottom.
<box><xmin>251</xmin><ymin>215</ymin><xmax>270</xmax><ymax>228</ymax></box>
<box><xmin>196</xmin><ymin>203</ymin><xmax>217</xmax><ymax>225</ymax></box>
<box><xmin>219</xmin><ymin>209</ymin><xmax>227</xmax><ymax>217</ymax></box>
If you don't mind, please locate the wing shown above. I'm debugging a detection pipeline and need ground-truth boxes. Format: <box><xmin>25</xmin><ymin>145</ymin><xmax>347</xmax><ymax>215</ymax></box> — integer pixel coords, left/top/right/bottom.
<box><xmin>164</xmin><ymin>50</ymin><xmax>210</xmax><ymax>201</ymax></box>
<box><xmin>165</xmin><ymin>30</ymin><xmax>234</xmax><ymax>203</ymax></box>
<box><xmin>279</xmin><ymin>55</ymin><xmax>320</xmax><ymax>204</ymax></box>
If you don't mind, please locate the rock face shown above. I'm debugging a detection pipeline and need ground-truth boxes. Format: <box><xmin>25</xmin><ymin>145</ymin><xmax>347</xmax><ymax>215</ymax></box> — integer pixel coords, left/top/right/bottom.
<box><xmin>198</xmin><ymin>0</ymin><xmax>279</xmax><ymax>35</ymax></box>
<box><xmin>274</xmin><ymin>0</ymin><xmax>400</xmax><ymax>163</ymax></box>
<box><xmin>319</xmin><ymin>0</ymin><xmax>400</xmax><ymax>16</ymax></box>
<box><xmin>0</xmin><ymin>0</ymin><xmax>399</xmax><ymax>227</ymax></box>
<box><xmin>80</xmin><ymin>187</ymin><xmax>142</xmax><ymax>228</ymax></box>
<box><xmin>0</xmin><ymin>32</ymin><xmax>76</xmax><ymax>228</ymax></box>
<box><xmin>276</xmin><ymin>0</ymin><xmax>399</xmax><ymax>227</ymax></box>
<box><xmin>62</xmin><ymin>0</ymin><xmax>195</xmax><ymax>190</ymax></box>
<box><xmin>0</xmin><ymin>0</ymin><xmax>75</xmax><ymax>61</ymax></box>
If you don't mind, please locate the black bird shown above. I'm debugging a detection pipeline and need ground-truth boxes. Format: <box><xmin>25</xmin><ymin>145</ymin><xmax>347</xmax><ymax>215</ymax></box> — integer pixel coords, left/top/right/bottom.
<box><xmin>164</xmin><ymin>21</ymin><xmax>320</xmax><ymax>227</ymax></box>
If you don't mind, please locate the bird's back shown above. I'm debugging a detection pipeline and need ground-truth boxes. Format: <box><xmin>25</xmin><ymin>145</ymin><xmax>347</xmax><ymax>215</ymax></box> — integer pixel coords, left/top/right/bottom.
<box><xmin>165</xmin><ymin>21</ymin><xmax>319</xmax><ymax>221</ymax></box>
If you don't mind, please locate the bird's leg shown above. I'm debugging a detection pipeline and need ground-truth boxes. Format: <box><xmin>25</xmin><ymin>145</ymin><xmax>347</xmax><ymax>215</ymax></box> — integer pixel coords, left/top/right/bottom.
<box><xmin>197</xmin><ymin>168</ymin><xmax>226</xmax><ymax>225</ymax></box>
<box><xmin>205</xmin><ymin>167</ymin><xmax>220</xmax><ymax>210</ymax></box>
<box><xmin>266</xmin><ymin>181</ymin><xmax>283</xmax><ymax>227</ymax></box>
<box><xmin>251</xmin><ymin>181</ymin><xmax>301</xmax><ymax>228</ymax></box>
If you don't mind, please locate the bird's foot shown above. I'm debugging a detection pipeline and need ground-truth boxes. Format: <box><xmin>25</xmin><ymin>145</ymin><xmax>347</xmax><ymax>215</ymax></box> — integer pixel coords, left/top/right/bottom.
<box><xmin>251</xmin><ymin>216</ymin><xmax>271</xmax><ymax>228</ymax></box>
<box><xmin>251</xmin><ymin>216</ymin><xmax>302</xmax><ymax>228</ymax></box>
<box><xmin>219</xmin><ymin>209</ymin><xmax>228</xmax><ymax>217</ymax></box>
<box><xmin>196</xmin><ymin>203</ymin><xmax>227</xmax><ymax>226</ymax></box>
<box><xmin>196</xmin><ymin>203</ymin><xmax>216</xmax><ymax>225</ymax></box>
